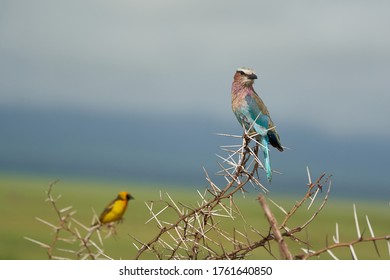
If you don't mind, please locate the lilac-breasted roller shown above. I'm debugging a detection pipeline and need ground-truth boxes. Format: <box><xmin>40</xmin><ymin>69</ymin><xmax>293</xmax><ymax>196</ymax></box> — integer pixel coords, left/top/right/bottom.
<box><xmin>231</xmin><ymin>67</ymin><xmax>283</xmax><ymax>182</ymax></box>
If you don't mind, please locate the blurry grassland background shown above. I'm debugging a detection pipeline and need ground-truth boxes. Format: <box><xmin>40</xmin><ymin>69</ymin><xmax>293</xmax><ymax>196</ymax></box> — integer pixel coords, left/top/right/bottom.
<box><xmin>1</xmin><ymin>173</ymin><xmax>388</xmax><ymax>260</ymax></box>
<box><xmin>1</xmin><ymin>0</ymin><xmax>390</xmax><ymax>260</ymax></box>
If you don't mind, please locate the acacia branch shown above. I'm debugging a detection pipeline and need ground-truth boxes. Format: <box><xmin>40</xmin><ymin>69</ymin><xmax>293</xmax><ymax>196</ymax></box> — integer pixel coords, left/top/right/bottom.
<box><xmin>298</xmin><ymin>235</ymin><xmax>390</xmax><ymax>260</ymax></box>
<box><xmin>258</xmin><ymin>195</ymin><xmax>293</xmax><ymax>260</ymax></box>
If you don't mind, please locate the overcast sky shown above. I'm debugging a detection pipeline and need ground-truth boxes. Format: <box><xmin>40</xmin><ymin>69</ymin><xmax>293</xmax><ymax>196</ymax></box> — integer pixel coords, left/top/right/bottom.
<box><xmin>1</xmin><ymin>0</ymin><xmax>390</xmax><ymax>138</ymax></box>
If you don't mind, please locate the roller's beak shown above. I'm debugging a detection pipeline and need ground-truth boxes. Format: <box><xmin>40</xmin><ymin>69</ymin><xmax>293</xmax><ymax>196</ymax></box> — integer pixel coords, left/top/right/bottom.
<box><xmin>248</xmin><ymin>73</ymin><xmax>258</xmax><ymax>80</ymax></box>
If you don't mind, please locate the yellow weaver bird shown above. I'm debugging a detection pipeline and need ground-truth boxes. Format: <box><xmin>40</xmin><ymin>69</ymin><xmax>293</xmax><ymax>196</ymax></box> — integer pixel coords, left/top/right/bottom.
<box><xmin>97</xmin><ymin>191</ymin><xmax>134</xmax><ymax>225</ymax></box>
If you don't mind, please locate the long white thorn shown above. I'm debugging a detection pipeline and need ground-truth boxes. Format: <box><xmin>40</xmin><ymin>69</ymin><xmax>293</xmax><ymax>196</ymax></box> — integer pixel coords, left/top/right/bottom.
<box><xmin>145</xmin><ymin>203</ymin><xmax>168</xmax><ymax>226</ymax></box>
<box><xmin>349</xmin><ymin>245</ymin><xmax>358</xmax><ymax>260</ymax></box>
<box><xmin>306</xmin><ymin>166</ymin><xmax>312</xmax><ymax>185</ymax></box>
<box><xmin>166</xmin><ymin>193</ymin><xmax>183</xmax><ymax>216</ymax></box>
<box><xmin>327</xmin><ymin>249</ymin><xmax>339</xmax><ymax>260</ymax></box>
<box><xmin>24</xmin><ymin>237</ymin><xmax>50</xmax><ymax>249</ymax></box>
<box><xmin>353</xmin><ymin>204</ymin><xmax>361</xmax><ymax>238</ymax></box>
<box><xmin>333</xmin><ymin>223</ymin><xmax>339</xmax><ymax>243</ymax></box>
<box><xmin>59</xmin><ymin>205</ymin><xmax>73</xmax><ymax>214</ymax></box>
<box><xmin>267</xmin><ymin>197</ymin><xmax>288</xmax><ymax>215</ymax></box>
<box><xmin>35</xmin><ymin>217</ymin><xmax>57</xmax><ymax>229</ymax></box>
<box><xmin>220</xmin><ymin>144</ymin><xmax>242</xmax><ymax>148</ymax></box>
<box><xmin>197</xmin><ymin>190</ymin><xmax>208</xmax><ymax>204</ymax></box>
<box><xmin>214</xmin><ymin>132</ymin><xmax>242</xmax><ymax>138</ymax></box>
<box><xmin>365</xmin><ymin>215</ymin><xmax>375</xmax><ymax>238</ymax></box>
<box><xmin>215</xmin><ymin>154</ymin><xmax>238</xmax><ymax>167</ymax></box>
<box><xmin>387</xmin><ymin>240</ymin><xmax>390</xmax><ymax>257</ymax></box>
<box><xmin>307</xmin><ymin>188</ymin><xmax>319</xmax><ymax>210</ymax></box>
<box><xmin>248</xmin><ymin>113</ymin><xmax>262</xmax><ymax>131</ymax></box>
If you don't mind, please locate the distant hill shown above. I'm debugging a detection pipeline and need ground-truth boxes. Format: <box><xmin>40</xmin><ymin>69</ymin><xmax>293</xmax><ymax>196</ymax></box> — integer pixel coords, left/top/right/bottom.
<box><xmin>0</xmin><ymin>105</ymin><xmax>389</xmax><ymax>200</ymax></box>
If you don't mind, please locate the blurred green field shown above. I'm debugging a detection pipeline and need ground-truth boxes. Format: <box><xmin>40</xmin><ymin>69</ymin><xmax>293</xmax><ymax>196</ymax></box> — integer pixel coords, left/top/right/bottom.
<box><xmin>0</xmin><ymin>173</ymin><xmax>389</xmax><ymax>260</ymax></box>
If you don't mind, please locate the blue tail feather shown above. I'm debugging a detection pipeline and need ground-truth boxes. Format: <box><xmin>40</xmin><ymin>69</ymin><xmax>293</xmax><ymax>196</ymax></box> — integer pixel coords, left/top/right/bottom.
<box><xmin>260</xmin><ymin>137</ymin><xmax>272</xmax><ymax>183</ymax></box>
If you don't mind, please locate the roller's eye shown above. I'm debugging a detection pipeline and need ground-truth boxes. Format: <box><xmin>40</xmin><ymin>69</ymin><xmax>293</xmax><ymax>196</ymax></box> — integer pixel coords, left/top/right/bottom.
<box><xmin>238</xmin><ymin>71</ymin><xmax>245</xmax><ymax>75</ymax></box>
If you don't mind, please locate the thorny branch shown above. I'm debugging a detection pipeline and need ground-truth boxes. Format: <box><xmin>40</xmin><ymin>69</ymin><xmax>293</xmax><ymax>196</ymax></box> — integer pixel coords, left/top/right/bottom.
<box><xmin>132</xmin><ymin>129</ymin><xmax>389</xmax><ymax>260</ymax></box>
<box><xmin>126</xmin><ymin>130</ymin><xmax>346</xmax><ymax>259</ymax></box>
<box><xmin>25</xmin><ymin>180</ymin><xmax>113</xmax><ymax>260</ymax></box>
<box><xmin>258</xmin><ymin>195</ymin><xmax>293</xmax><ymax>260</ymax></box>
<box><xmin>28</xmin><ymin>128</ymin><xmax>390</xmax><ymax>260</ymax></box>
<box><xmin>298</xmin><ymin>236</ymin><xmax>390</xmax><ymax>260</ymax></box>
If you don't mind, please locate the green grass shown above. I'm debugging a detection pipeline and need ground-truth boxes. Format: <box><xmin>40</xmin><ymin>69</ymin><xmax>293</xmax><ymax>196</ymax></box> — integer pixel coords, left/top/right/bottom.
<box><xmin>0</xmin><ymin>173</ymin><xmax>389</xmax><ymax>260</ymax></box>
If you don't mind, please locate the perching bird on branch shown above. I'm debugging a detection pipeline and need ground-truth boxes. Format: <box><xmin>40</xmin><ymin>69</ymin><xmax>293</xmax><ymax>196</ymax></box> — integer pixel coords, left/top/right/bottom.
<box><xmin>96</xmin><ymin>191</ymin><xmax>134</xmax><ymax>225</ymax></box>
<box><xmin>231</xmin><ymin>67</ymin><xmax>283</xmax><ymax>182</ymax></box>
